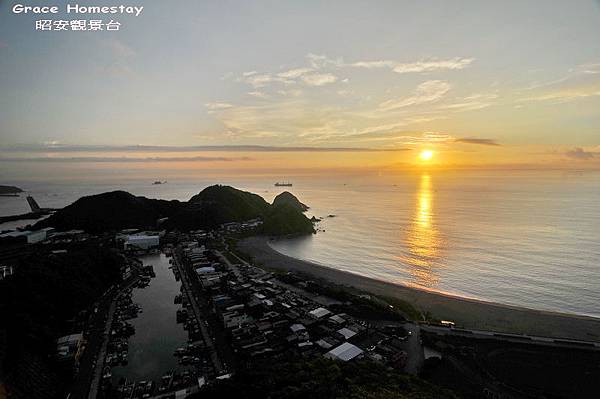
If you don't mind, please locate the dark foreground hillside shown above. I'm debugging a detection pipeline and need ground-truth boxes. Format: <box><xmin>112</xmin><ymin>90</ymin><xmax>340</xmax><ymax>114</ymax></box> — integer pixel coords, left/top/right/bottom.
<box><xmin>193</xmin><ymin>357</ymin><xmax>457</xmax><ymax>399</ymax></box>
<box><xmin>0</xmin><ymin>243</ymin><xmax>125</xmax><ymax>399</ymax></box>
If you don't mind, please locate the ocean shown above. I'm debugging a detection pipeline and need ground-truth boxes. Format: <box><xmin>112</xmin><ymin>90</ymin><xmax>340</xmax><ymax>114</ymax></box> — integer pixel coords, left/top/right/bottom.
<box><xmin>1</xmin><ymin>170</ymin><xmax>599</xmax><ymax>318</ymax></box>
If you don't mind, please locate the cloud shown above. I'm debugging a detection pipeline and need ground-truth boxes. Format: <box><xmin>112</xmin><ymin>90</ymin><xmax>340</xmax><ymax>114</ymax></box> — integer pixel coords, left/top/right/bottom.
<box><xmin>242</xmin><ymin>73</ymin><xmax>295</xmax><ymax>88</ymax></box>
<box><xmin>0</xmin><ymin>156</ymin><xmax>254</xmax><ymax>163</ymax></box>
<box><xmin>277</xmin><ymin>68</ymin><xmax>313</xmax><ymax>79</ymax></box>
<box><xmin>454</xmin><ymin>138</ymin><xmax>501</xmax><ymax>146</ymax></box>
<box><xmin>392</xmin><ymin>58</ymin><xmax>474</xmax><ymax>74</ymax></box>
<box><xmin>240</xmin><ymin>68</ymin><xmax>336</xmax><ymax>88</ymax></box>
<box><xmin>519</xmin><ymin>88</ymin><xmax>600</xmax><ymax>103</ymax></box>
<box><xmin>205</xmin><ymin>102</ymin><xmax>234</xmax><ymax>110</ymax></box>
<box><xmin>440</xmin><ymin>94</ymin><xmax>498</xmax><ymax>112</ymax></box>
<box><xmin>314</xmin><ymin>54</ymin><xmax>474</xmax><ymax>74</ymax></box>
<box><xmin>237</xmin><ymin>53</ymin><xmax>472</xmax><ymax>94</ymax></box>
<box><xmin>0</xmin><ymin>144</ymin><xmax>408</xmax><ymax>153</ymax></box>
<box><xmin>306</xmin><ymin>53</ymin><xmax>344</xmax><ymax>69</ymax></box>
<box><xmin>301</xmin><ymin>73</ymin><xmax>338</xmax><ymax>86</ymax></box>
<box><xmin>379</xmin><ymin>80</ymin><xmax>451</xmax><ymax>111</ymax></box>
<box><xmin>519</xmin><ymin>61</ymin><xmax>600</xmax><ymax>103</ymax></box>
<box><xmin>350</xmin><ymin>60</ymin><xmax>396</xmax><ymax>69</ymax></box>
<box><xmin>247</xmin><ymin>91</ymin><xmax>269</xmax><ymax>99</ymax></box>
<box><xmin>349</xmin><ymin>57</ymin><xmax>474</xmax><ymax>74</ymax></box>
<box><xmin>565</xmin><ymin>147</ymin><xmax>597</xmax><ymax>160</ymax></box>
<box><xmin>578</xmin><ymin>63</ymin><xmax>600</xmax><ymax>74</ymax></box>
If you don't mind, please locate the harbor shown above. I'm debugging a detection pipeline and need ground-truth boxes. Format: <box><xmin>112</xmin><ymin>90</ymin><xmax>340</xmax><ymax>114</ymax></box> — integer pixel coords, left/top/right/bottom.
<box><xmin>100</xmin><ymin>253</ymin><xmax>198</xmax><ymax>398</ymax></box>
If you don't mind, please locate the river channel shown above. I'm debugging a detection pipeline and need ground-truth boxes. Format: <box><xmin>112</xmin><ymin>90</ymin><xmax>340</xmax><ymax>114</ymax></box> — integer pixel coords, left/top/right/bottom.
<box><xmin>112</xmin><ymin>253</ymin><xmax>189</xmax><ymax>382</ymax></box>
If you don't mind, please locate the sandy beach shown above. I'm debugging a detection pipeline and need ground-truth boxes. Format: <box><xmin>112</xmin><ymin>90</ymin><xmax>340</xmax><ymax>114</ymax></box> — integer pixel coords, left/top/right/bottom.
<box><xmin>238</xmin><ymin>236</ymin><xmax>600</xmax><ymax>342</ymax></box>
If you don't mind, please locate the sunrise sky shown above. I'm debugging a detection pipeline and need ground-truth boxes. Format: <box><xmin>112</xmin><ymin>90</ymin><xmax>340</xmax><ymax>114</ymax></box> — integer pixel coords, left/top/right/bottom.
<box><xmin>1</xmin><ymin>0</ymin><xmax>600</xmax><ymax>176</ymax></box>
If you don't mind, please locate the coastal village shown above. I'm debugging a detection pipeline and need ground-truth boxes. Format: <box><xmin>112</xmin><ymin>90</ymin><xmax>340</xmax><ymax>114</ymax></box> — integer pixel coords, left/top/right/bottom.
<box><xmin>92</xmin><ymin>224</ymin><xmax>419</xmax><ymax>398</ymax></box>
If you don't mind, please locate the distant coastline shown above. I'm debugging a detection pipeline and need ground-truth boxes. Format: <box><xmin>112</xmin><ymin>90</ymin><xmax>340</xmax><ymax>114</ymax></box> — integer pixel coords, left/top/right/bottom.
<box><xmin>238</xmin><ymin>236</ymin><xmax>600</xmax><ymax>342</ymax></box>
<box><xmin>0</xmin><ymin>185</ymin><xmax>23</xmax><ymax>196</ymax></box>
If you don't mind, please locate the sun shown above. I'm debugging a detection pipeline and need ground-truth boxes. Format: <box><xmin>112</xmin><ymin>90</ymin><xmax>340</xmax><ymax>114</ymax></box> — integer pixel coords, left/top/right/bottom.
<box><xmin>420</xmin><ymin>150</ymin><xmax>434</xmax><ymax>161</ymax></box>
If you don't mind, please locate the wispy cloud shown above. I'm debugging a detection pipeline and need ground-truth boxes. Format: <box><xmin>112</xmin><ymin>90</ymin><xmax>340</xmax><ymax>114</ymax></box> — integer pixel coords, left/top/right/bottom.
<box><xmin>518</xmin><ymin>61</ymin><xmax>600</xmax><ymax>104</ymax></box>
<box><xmin>301</xmin><ymin>73</ymin><xmax>337</xmax><ymax>86</ymax></box>
<box><xmin>0</xmin><ymin>144</ymin><xmax>408</xmax><ymax>153</ymax></box>
<box><xmin>392</xmin><ymin>58</ymin><xmax>474</xmax><ymax>74</ymax></box>
<box><xmin>306</xmin><ymin>53</ymin><xmax>344</xmax><ymax>69</ymax></box>
<box><xmin>379</xmin><ymin>80</ymin><xmax>451</xmax><ymax>111</ymax></box>
<box><xmin>317</xmin><ymin>54</ymin><xmax>474</xmax><ymax>74</ymax></box>
<box><xmin>519</xmin><ymin>88</ymin><xmax>600</xmax><ymax>103</ymax></box>
<box><xmin>0</xmin><ymin>156</ymin><xmax>254</xmax><ymax>163</ymax></box>
<box><xmin>205</xmin><ymin>102</ymin><xmax>234</xmax><ymax>110</ymax></box>
<box><xmin>350</xmin><ymin>60</ymin><xmax>396</xmax><ymax>69</ymax></box>
<box><xmin>247</xmin><ymin>91</ymin><xmax>270</xmax><ymax>99</ymax></box>
<box><xmin>578</xmin><ymin>62</ymin><xmax>600</xmax><ymax>75</ymax></box>
<box><xmin>454</xmin><ymin>138</ymin><xmax>501</xmax><ymax>146</ymax></box>
<box><xmin>237</xmin><ymin>53</ymin><xmax>472</xmax><ymax>92</ymax></box>
<box><xmin>440</xmin><ymin>93</ymin><xmax>498</xmax><ymax>112</ymax></box>
<box><xmin>277</xmin><ymin>68</ymin><xmax>313</xmax><ymax>79</ymax></box>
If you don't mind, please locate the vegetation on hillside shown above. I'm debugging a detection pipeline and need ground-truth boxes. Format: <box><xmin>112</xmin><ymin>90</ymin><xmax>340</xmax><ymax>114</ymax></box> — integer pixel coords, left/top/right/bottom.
<box><xmin>194</xmin><ymin>357</ymin><xmax>457</xmax><ymax>399</ymax></box>
<box><xmin>170</xmin><ymin>185</ymin><xmax>271</xmax><ymax>229</ymax></box>
<box><xmin>37</xmin><ymin>185</ymin><xmax>315</xmax><ymax>236</ymax></box>
<box><xmin>35</xmin><ymin>190</ymin><xmax>180</xmax><ymax>233</ymax></box>
<box><xmin>262</xmin><ymin>203</ymin><xmax>315</xmax><ymax>235</ymax></box>
<box><xmin>272</xmin><ymin>191</ymin><xmax>309</xmax><ymax>212</ymax></box>
<box><xmin>0</xmin><ymin>243</ymin><xmax>125</xmax><ymax>398</ymax></box>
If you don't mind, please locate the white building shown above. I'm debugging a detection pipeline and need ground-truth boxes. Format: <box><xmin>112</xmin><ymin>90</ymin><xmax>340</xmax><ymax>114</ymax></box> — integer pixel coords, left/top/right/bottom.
<box><xmin>324</xmin><ymin>342</ymin><xmax>364</xmax><ymax>362</ymax></box>
<box><xmin>309</xmin><ymin>307</ymin><xmax>331</xmax><ymax>319</ymax></box>
<box><xmin>0</xmin><ymin>229</ymin><xmax>48</xmax><ymax>244</ymax></box>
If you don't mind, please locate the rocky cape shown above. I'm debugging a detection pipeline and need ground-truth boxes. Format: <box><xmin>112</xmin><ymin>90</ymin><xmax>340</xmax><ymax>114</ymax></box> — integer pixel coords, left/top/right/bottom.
<box><xmin>35</xmin><ymin>185</ymin><xmax>315</xmax><ymax>235</ymax></box>
<box><xmin>272</xmin><ymin>191</ymin><xmax>309</xmax><ymax>212</ymax></box>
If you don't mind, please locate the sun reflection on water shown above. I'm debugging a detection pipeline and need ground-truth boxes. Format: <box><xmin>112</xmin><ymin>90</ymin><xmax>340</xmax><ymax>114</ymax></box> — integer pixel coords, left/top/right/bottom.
<box><xmin>404</xmin><ymin>174</ymin><xmax>443</xmax><ymax>287</ymax></box>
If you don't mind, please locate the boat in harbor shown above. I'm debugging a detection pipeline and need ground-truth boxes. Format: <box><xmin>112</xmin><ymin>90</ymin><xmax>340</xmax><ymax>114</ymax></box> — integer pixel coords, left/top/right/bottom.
<box><xmin>274</xmin><ymin>182</ymin><xmax>293</xmax><ymax>187</ymax></box>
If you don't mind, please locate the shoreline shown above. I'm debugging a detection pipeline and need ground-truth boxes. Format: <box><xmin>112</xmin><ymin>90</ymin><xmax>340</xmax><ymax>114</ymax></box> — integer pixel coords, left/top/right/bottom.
<box><xmin>238</xmin><ymin>236</ymin><xmax>600</xmax><ymax>342</ymax></box>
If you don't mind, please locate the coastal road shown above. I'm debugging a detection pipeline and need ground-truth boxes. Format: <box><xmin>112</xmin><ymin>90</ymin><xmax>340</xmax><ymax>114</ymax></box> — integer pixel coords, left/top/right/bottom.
<box><xmin>86</xmin><ymin>275</ymin><xmax>141</xmax><ymax>399</ymax></box>
<box><xmin>403</xmin><ymin>323</ymin><xmax>424</xmax><ymax>375</ymax></box>
<box><xmin>69</xmin><ymin>290</ymin><xmax>113</xmax><ymax>399</ymax></box>
<box><xmin>87</xmin><ymin>296</ymin><xmax>116</xmax><ymax>399</ymax></box>
<box><xmin>421</xmin><ymin>325</ymin><xmax>600</xmax><ymax>351</ymax></box>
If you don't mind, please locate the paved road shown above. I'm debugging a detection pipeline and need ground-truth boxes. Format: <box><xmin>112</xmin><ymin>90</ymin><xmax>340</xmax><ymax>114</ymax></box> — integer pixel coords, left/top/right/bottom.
<box><xmin>402</xmin><ymin>323</ymin><xmax>424</xmax><ymax>375</ymax></box>
<box><xmin>86</xmin><ymin>298</ymin><xmax>116</xmax><ymax>399</ymax></box>
<box><xmin>421</xmin><ymin>325</ymin><xmax>600</xmax><ymax>351</ymax></box>
<box><xmin>69</xmin><ymin>292</ymin><xmax>112</xmax><ymax>399</ymax></box>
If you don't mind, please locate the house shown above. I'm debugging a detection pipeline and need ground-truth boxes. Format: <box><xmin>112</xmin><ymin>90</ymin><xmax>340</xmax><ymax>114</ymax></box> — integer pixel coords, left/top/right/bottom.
<box><xmin>324</xmin><ymin>342</ymin><xmax>364</xmax><ymax>362</ymax></box>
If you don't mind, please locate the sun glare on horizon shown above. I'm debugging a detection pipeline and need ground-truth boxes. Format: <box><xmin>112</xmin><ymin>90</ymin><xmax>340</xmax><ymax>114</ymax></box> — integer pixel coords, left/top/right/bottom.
<box><xmin>420</xmin><ymin>150</ymin><xmax>434</xmax><ymax>162</ymax></box>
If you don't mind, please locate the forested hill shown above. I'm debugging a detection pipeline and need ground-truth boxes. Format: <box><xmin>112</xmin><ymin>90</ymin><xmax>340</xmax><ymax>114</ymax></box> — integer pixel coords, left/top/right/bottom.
<box><xmin>35</xmin><ymin>185</ymin><xmax>314</xmax><ymax>235</ymax></box>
